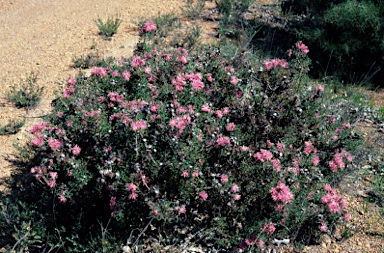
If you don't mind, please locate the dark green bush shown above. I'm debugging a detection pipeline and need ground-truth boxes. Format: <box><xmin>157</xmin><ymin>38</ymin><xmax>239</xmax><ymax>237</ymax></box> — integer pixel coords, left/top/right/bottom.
<box><xmin>283</xmin><ymin>0</ymin><xmax>384</xmax><ymax>85</ymax></box>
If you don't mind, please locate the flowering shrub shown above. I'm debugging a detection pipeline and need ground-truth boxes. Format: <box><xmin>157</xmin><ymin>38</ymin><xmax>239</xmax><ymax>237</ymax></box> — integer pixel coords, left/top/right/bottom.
<box><xmin>12</xmin><ymin>37</ymin><xmax>359</xmax><ymax>251</ymax></box>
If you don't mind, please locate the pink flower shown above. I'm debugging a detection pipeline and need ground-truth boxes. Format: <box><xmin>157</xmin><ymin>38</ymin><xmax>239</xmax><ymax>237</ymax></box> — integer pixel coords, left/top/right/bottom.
<box><xmin>143</xmin><ymin>20</ymin><xmax>157</xmax><ymax>33</ymax></box>
<box><xmin>91</xmin><ymin>67</ymin><xmax>107</xmax><ymax>78</ymax></box>
<box><xmin>230</xmin><ymin>76</ymin><xmax>239</xmax><ymax>85</ymax></box>
<box><xmin>178</xmin><ymin>205</ymin><xmax>186</xmax><ymax>214</ymax></box>
<box><xmin>67</xmin><ymin>77</ymin><xmax>76</xmax><ymax>86</ymax></box>
<box><xmin>206</xmin><ymin>73</ymin><xmax>214</xmax><ymax>82</ymax></box>
<box><xmin>172</xmin><ymin>73</ymin><xmax>186</xmax><ymax>91</ymax></box>
<box><xmin>237</xmin><ymin>145</ymin><xmax>249</xmax><ymax>152</ymax></box>
<box><xmin>271</xmin><ymin>158</ymin><xmax>281</xmax><ymax>172</ymax></box>
<box><xmin>32</xmin><ymin>135</ymin><xmax>44</xmax><ymax>147</ymax></box>
<box><xmin>261</xmin><ymin>222</ymin><xmax>276</xmax><ymax>235</ymax></box>
<box><xmin>48</xmin><ymin>137</ymin><xmax>62</xmax><ymax>150</ymax></box>
<box><xmin>315</xmin><ymin>84</ymin><xmax>325</xmax><ymax>93</ymax></box>
<box><xmin>304</xmin><ymin>141</ymin><xmax>316</xmax><ymax>155</ymax></box>
<box><xmin>222</xmin><ymin>107</ymin><xmax>230</xmax><ymax>114</ymax></box>
<box><xmin>131</xmin><ymin>120</ymin><xmax>147</xmax><ymax>131</ymax></box>
<box><xmin>220</xmin><ymin>174</ymin><xmax>229</xmax><ymax>183</ymax></box>
<box><xmin>111</xmin><ymin>70</ymin><xmax>119</xmax><ymax>77</ymax></box>
<box><xmin>319</xmin><ymin>222</ymin><xmax>328</xmax><ymax>232</ymax></box>
<box><xmin>270</xmin><ymin>181</ymin><xmax>294</xmax><ymax>204</ymax></box>
<box><xmin>49</xmin><ymin>172</ymin><xmax>58</xmax><ymax>179</ymax></box>
<box><xmin>63</xmin><ymin>86</ymin><xmax>74</xmax><ymax>98</ymax></box>
<box><xmin>127</xmin><ymin>183</ymin><xmax>138</xmax><ymax>192</ymax></box>
<box><xmin>48</xmin><ymin>180</ymin><xmax>56</xmax><ymax>188</ymax></box>
<box><xmin>216</xmin><ymin>134</ymin><xmax>231</xmax><ymax>147</ymax></box>
<box><xmin>224</xmin><ymin>66</ymin><xmax>235</xmax><ymax>73</ymax></box>
<box><xmin>312</xmin><ymin>156</ymin><xmax>320</xmax><ymax>166</ymax></box>
<box><xmin>254</xmin><ymin>149</ymin><xmax>273</xmax><ymax>162</ymax></box>
<box><xmin>264</xmin><ymin>60</ymin><xmax>273</xmax><ymax>71</ymax></box>
<box><xmin>131</xmin><ymin>55</ymin><xmax>145</xmax><ymax>68</ymax></box>
<box><xmin>122</xmin><ymin>70</ymin><xmax>131</xmax><ymax>81</ymax></box>
<box><xmin>233</xmin><ymin>194</ymin><xmax>241</xmax><ymax>200</ymax></box>
<box><xmin>192</xmin><ymin>169</ymin><xmax>199</xmax><ymax>178</ymax></box>
<box><xmin>29</xmin><ymin>122</ymin><xmax>49</xmax><ymax>134</ymax></box>
<box><xmin>296</xmin><ymin>41</ymin><xmax>309</xmax><ymax>54</ymax></box>
<box><xmin>59</xmin><ymin>194</ymin><xmax>67</xmax><ymax>203</ymax></box>
<box><xmin>129</xmin><ymin>193</ymin><xmax>138</xmax><ymax>200</ymax></box>
<box><xmin>191</xmin><ymin>79</ymin><xmax>205</xmax><ymax>91</ymax></box>
<box><xmin>181</xmin><ymin>170</ymin><xmax>189</xmax><ymax>178</ymax></box>
<box><xmin>215</xmin><ymin>110</ymin><xmax>223</xmax><ymax>119</ymax></box>
<box><xmin>72</xmin><ymin>145</ymin><xmax>81</xmax><ymax>156</ymax></box>
<box><xmin>329</xmin><ymin>160</ymin><xmax>338</xmax><ymax>172</ymax></box>
<box><xmin>225</xmin><ymin>122</ymin><xmax>235</xmax><ymax>132</ymax></box>
<box><xmin>342</xmin><ymin>123</ymin><xmax>351</xmax><ymax>129</ymax></box>
<box><xmin>344</xmin><ymin>213</ymin><xmax>351</xmax><ymax>221</ymax></box>
<box><xmin>257</xmin><ymin>240</ymin><xmax>264</xmax><ymax>248</ymax></box>
<box><xmin>267</xmin><ymin>140</ymin><xmax>274</xmax><ymax>148</ymax></box>
<box><xmin>231</xmin><ymin>183</ymin><xmax>239</xmax><ymax>193</ymax></box>
<box><xmin>277</xmin><ymin>141</ymin><xmax>285</xmax><ymax>152</ymax></box>
<box><xmin>199</xmin><ymin>191</ymin><xmax>208</xmax><ymax>201</ymax></box>
<box><xmin>144</xmin><ymin>66</ymin><xmax>151</xmax><ymax>74</ymax></box>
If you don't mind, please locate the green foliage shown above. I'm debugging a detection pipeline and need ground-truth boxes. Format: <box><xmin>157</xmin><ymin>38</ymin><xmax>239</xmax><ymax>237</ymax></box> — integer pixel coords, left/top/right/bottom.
<box><xmin>180</xmin><ymin>0</ymin><xmax>205</xmax><ymax>20</ymax></box>
<box><xmin>72</xmin><ymin>52</ymin><xmax>114</xmax><ymax>69</ymax></box>
<box><xmin>0</xmin><ymin>119</ymin><xmax>24</xmax><ymax>135</ymax></box>
<box><xmin>284</xmin><ymin>0</ymin><xmax>384</xmax><ymax>85</ymax></box>
<box><xmin>6</xmin><ymin>72</ymin><xmax>44</xmax><ymax>109</ymax></box>
<box><xmin>152</xmin><ymin>12</ymin><xmax>181</xmax><ymax>39</ymax></box>
<box><xmin>95</xmin><ymin>14</ymin><xmax>122</xmax><ymax>38</ymax></box>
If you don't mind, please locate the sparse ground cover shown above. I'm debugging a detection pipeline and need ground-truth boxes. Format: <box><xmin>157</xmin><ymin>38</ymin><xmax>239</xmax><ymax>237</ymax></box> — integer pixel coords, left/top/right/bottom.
<box><xmin>0</xmin><ymin>0</ymin><xmax>384</xmax><ymax>252</ymax></box>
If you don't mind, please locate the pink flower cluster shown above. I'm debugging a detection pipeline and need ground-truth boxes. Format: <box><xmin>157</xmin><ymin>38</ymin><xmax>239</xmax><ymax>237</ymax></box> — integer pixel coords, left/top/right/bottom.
<box><xmin>72</xmin><ymin>144</ymin><xmax>81</xmax><ymax>156</ymax></box>
<box><xmin>240</xmin><ymin>235</ymin><xmax>264</xmax><ymax>249</ymax></box>
<box><xmin>131</xmin><ymin>55</ymin><xmax>145</xmax><ymax>68</ymax></box>
<box><xmin>261</xmin><ymin>222</ymin><xmax>276</xmax><ymax>235</ymax></box>
<box><xmin>63</xmin><ymin>86</ymin><xmax>75</xmax><ymax>98</ymax></box>
<box><xmin>127</xmin><ymin>183</ymin><xmax>138</xmax><ymax>200</ymax></box>
<box><xmin>321</xmin><ymin>184</ymin><xmax>347</xmax><ymax>214</ymax></box>
<box><xmin>304</xmin><ymin>141</ymin><xmax>317</xmax><ymax>155</ymax></box>
<box><xmin>91</xmin><ymin>67</ymin><xmax>108</xmax><ymax>78</ymax></box>
<box><xmin>48</xmin><ymin>137</ymin><xmax>62</xmax><ymax>151</ymax></box>
<box><xmin>329</xmin><ymin>150</ymin><xmax>352</xmax><ymax>172</ymax></box>
<box><xmin>270</xmin><ymin>181</ymin><xmax>294</xmax><ymax>204</ymax></box>
<box><xmin>108</xmin><ymin>92</ymin><xmax>124</xmax><ymax>103</ymax></box>
<box><xmin>296</xmin><ymin>41</ymin><xmax>309</xmax><ymax>54</ymax></box>
<box><xmin>216</xmin><ymin>134</ymin><xmax>231</xmax><ymax>147</ymax></box>
<box><xmin>254</xmin><ymin>149</ymin><xmax>273</xmax><ymax>162</ymax></box>
<box><xmin>131</xmin><ymin>120</ymin><xmax>147</xmax><ymax>132</ymax></box>
<box><xmin>29</xmin><ymin>122</ymin><xmax>49</xmax><ymax>135</ymax></box>
<box><xmin>169</xmin><ymin>114</ymin><xmax>191</xmax><ymax>134</ymax></box>
<box><xmin>172</xmin><ymin>73</ymin><xmax>187</xmax><ymax>91</ymax></box>
<box><xmin>142</xmin><ymin>20</ymin><xmax>156</xmax><ymax>33</ymax></box>
<box><xmin>264</xmin><ymin>58</ymin><xmax>288</xmax><ymax>71</ymax></box>
<box><xmin>185</xmin><ymin>72</ymin><xmax>205</xmax><ymax>91</ymax></box>
<box><xmin>176</xmin><ymin>47</ymin><xmax>188</xmax><ymax>65</ymax></box>
<box><xmin>199</xmin><ymin>191</ymin><xmax>208</xmax><ymax>201</ymax></box>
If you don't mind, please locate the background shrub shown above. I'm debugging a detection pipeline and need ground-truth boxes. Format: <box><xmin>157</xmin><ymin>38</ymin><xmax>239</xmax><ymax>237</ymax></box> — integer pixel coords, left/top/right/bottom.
<box><xmin>281</xmin><ymin>0</ymin><xmax>384</xmax><ymax>85</ymax></box>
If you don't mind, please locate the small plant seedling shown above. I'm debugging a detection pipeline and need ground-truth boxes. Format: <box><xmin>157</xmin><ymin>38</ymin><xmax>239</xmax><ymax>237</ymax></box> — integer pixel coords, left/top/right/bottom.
<box><xmin>7</xmin><ymin>72</ymin><xmax>44</xmax><ymax>109</ymax></box>
<box><xmin>95</xmin><ymin>14</ymin><xmax>122</xmax><ymax>38</ymax></box>
<box><xmin>0</xmin><ymin>119</ymin><xmax>25</xmax><ymax>135</ymax></box>
<box><xmin>180</xmin><ymin>0</ymin><xmax>205</xmax><ymax>20</ymax></box>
